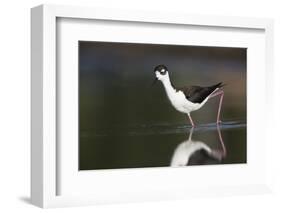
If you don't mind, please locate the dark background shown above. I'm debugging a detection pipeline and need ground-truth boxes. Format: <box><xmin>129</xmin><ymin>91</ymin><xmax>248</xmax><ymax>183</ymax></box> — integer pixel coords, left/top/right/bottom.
<box><xmin>79</xmin><ymin>41</ymin><xmax>247</xmax><ymax>170</ymax></box>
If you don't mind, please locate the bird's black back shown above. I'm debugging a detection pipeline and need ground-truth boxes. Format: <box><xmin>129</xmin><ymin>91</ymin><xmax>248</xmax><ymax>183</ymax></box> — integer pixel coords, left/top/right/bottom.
<box><xmin>177</xmin><ymin>82</ymin><xmax>223</xmax><ymax>104</ymax></box>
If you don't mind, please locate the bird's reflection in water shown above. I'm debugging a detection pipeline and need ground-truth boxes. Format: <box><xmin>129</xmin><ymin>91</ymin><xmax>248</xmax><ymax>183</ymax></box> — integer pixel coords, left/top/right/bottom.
<box><xmin>170</xmin><ymin>125</ymin><xmax>227</xmax><ymax>167</ymax></box>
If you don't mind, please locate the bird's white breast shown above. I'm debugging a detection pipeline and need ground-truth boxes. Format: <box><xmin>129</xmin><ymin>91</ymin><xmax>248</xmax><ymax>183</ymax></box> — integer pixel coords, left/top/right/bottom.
<box><xmin>167</xmin><ymin>90</ymin><xmax>206</xmax><ymax>114</ymax></box>
<box><xmin>170</xmin><ymin>140</ymin><xmax>212</xmax><ymax>167</ymax></box>
<box><xmin>160</xmin><ymin>77</ymin><xmax>210</xmax><ymax>114</ymax></box>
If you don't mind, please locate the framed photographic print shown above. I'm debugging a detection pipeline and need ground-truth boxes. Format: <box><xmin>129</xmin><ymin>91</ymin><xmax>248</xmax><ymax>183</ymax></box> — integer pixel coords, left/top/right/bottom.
<box><xmin>31</xmin><ymin>4</ymin><xmax>274</xmax><ymax>208</ymax></box>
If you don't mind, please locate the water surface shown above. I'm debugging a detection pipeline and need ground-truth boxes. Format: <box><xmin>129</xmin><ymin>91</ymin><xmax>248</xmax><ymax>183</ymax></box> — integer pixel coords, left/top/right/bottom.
<box><xmin>79</xmin><ymin>121</ymin><xmax>246</xmax><ymax>170</ymax></box>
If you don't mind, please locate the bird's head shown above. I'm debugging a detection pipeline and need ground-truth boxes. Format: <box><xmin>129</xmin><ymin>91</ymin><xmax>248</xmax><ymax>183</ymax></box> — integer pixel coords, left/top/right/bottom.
<box><xmin>152</xmin><ymin>64</ymin><xmax>169</xmax><ymax>85</ymax></box>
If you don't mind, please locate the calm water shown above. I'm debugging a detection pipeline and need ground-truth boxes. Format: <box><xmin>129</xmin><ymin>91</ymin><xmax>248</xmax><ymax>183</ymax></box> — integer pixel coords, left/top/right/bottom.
<box><xmin>79</xmin><ymin>41</ymin><xmax>247</xmax><ymax>170</ymax></box>
<box><xmin>79</xmin><ymin>121</ymin><xmax>246</xmax><ymax>170</ymax></box>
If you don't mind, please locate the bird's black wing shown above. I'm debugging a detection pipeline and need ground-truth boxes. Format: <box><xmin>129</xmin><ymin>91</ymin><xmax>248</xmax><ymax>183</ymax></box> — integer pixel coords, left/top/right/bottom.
<box><xmin>177</xmin><ymin>82</ymin><xmax>223</xmax><ymax>104</ymax></box>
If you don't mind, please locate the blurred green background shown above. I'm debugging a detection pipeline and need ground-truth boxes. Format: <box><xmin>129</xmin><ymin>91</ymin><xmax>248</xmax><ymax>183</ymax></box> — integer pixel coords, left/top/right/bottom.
<box><xmin>79</xmin><ymin>41</ymin><xmax>246</xmax><ymax>170</ymax></box>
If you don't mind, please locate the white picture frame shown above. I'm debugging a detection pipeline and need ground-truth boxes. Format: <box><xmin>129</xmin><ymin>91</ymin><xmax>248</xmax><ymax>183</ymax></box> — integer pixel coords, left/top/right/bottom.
<box><xmin>31</xmin><ymin>4</ymin><xmax>274</xmax><ymax>208</ymax></box>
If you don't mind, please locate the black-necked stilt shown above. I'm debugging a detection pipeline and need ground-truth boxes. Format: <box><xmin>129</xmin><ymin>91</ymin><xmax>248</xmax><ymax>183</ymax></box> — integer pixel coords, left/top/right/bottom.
<box><xmin>153</xmin><ymin>65</ymin><xmax>224</xmax><ymax>127</ymax></box>
<box><xmin>170</xmin><ymin>126</ymin><xmax>226</xmax><ymax>167</ymax></box>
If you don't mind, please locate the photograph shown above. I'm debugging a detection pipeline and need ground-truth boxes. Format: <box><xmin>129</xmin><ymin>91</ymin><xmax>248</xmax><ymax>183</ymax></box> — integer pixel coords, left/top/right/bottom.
<box><xmin>78</xmin><ymin>41</ymin><xmax>247</xmax><ymax>170</ymax></box>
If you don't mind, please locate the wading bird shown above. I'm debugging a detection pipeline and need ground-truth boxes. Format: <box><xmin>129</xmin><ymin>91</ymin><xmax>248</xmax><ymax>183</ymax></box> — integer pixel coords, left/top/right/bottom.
<box><xmin>153</xmin><ymin>65</ymin><xmax>224</xmax><ymax>127</ymax></box>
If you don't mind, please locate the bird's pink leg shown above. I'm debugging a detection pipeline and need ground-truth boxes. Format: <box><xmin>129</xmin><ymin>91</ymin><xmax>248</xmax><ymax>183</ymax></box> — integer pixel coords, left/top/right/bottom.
<box><xmin>188</xmin><ymin>127</ymin><xmax>194</xmax><ymax>140</ymax></box>
<box><xmin>187</xmin><ymin>113</ymin><xmax>195</xmax><ymax>127</ymax></box>
<box><xmin>216</xmin><ymin>124</ymin><xmax>227</xmax><ymax>157</ymax></box>
<box><xmin>209</xmin><ymin>90</ymin><xmax>224</xmax><ymax>124</ymax></box>
<box><xmin>210</xmin><ymin>125</ymin><xmax>227</xmax><ymax>160</ymax></box>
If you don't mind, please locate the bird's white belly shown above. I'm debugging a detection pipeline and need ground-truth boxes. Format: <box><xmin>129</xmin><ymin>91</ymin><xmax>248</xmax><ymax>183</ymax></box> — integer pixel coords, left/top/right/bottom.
<box><xmin>167</xmin><ymin>90</ymin><xmax>208</xmax><ymax>114</ymax></box>
<box><xmin>171</xmin><ymin>141</ymin><xmax>212</xmax><ymax>167</ymax></box>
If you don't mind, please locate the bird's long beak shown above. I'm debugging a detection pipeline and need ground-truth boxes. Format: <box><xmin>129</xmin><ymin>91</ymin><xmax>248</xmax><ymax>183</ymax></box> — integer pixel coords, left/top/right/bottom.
<box><xmin>151</xmin><ymin>77</ymin><xmax>158</xmax><ymax>86</ymax></box>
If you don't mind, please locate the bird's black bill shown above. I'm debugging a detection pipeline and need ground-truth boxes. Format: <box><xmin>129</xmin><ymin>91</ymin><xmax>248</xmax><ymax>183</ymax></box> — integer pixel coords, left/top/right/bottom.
<box><xmin>151</xmin><ymin>78</ymin><xmax>158</xmax><ymax>86</ymax></box>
